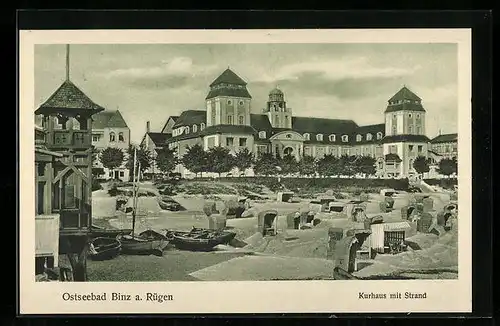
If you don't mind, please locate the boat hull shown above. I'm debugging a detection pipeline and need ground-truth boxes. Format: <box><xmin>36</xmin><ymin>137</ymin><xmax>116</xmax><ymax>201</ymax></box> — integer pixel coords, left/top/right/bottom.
<box><xmin>88</xmin><ymin>237</ymin><xmax>122</xmax><ymax>261</ymax></box>
<box><xmin>90</xmin><ymin>225</ymin><xmax>133</xmax><ymax>238</ymax></box>
<box><xmin>168</xmin><ymin>229</ymin><xmax>237</xmax><ymax>252</ymax></box>
<box><xmin>117</xmin><ymin>234</ymin><xmax>168</xmax><ymax>256</ymax></box>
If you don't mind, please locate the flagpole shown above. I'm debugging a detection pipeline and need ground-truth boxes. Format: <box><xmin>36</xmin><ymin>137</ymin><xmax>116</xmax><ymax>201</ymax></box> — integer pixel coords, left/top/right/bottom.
<box><xmin>131</xmin><ymin>147</ymin><xmax>137</xmax><ymax>237</ymax></box>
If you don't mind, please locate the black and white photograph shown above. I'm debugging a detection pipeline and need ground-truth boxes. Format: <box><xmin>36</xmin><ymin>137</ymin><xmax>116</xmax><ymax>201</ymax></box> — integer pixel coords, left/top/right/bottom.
<box><xmin>20</xmin><ymin>29</ymin><xmax>472</xmax><ymax>314</ymax></box>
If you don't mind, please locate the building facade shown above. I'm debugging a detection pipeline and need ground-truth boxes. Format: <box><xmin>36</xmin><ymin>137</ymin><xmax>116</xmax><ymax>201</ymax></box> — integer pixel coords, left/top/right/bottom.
<box><xmin>91</xmin><ymin>110</ymin><xmax>131</xmax><ymax>181</ymax></box>
<box><xmin>144</xmin><ymin>68</ymin><xmax>455</xmax><ymax>179</ymax></box>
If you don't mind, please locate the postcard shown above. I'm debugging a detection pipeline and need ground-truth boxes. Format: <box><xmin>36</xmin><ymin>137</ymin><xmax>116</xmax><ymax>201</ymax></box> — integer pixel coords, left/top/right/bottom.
<box><xmin>19</xmin><ymin>28</ymin><xmax>471</xmax><ymax>314</ymax></box>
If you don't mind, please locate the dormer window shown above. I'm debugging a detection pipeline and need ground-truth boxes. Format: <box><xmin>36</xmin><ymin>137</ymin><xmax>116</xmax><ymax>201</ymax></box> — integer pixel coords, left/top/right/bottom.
<box><xmin>185</xmin><ymin>126</ymin><xmax>190</xmax><ymax>134</ymax></box>
<box><xmin>366</xmin><ymin>133</ymin><xmax>373</xmax><ymax>141</ymax></box>
<box><xmin>109</xmin><ymin>132</ymin><xmax>116</xmax><ymax>142</ymax></box>
<box><xmin>118</xmin><ymin>132</ymin><xmax>124</xmax><ymax>142</ymax></box>
<box><xmin>192</xmin><ymin>124</ymin><xmax>198</xmax><ymax>133</ymax></box>
<box><xmin>303</xmin><ymin>133</ymin><xmax>310</xmax><ymax>141</ymax></box>
<box><xmin>356</xmin><ymin>134</ymin><xmax>362</xmax><ymax>142</ymax></box>
<box><xmin>316</xmin><ymin>134</ymin><xmax>323</xmax><ymax>141</ymax></box>
<box><xmin>341</xmin><ymin>135</ymin><xmax>349</xmax><ymax>143</ymax></box>
<box><xmin>200</xmin><ymin>123</ymin><xmax>205</xmax><ymax>130</ymax></box>
<box><xmin>329</xmin><ymin>134</ymin><xmax>336</xmax><ymax>142</ymax></box>
<box><xmin>377</xmin><ymin>132</ymin><xmax>383</xmax><ymax>140</ymax></box>
<box><xmin>259</xmin><ymin>131</ymin><xmax>266</xmax><ymax>139</ymax></box>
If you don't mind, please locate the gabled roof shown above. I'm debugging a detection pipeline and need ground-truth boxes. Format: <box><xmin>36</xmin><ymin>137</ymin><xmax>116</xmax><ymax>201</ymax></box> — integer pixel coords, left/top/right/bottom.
<box><xmin>172</xmin><ymin>110</ymin><xmax>206</xmax><ymax>128</ymax></box>
<box><xmin>146</xmin><ymin>132</ymin><xmax>172</xmax><ymax>146</ymax></box>
<box><xmin>92</xmin><ymin>110</ymin><xmax>129</xmax><ymax>129</ymax></box>
<box><xmin>160</xmin><ymin>116</ymin><xmax>179</xmax><ymax>133</ymax></box>
<box><xmin>389</xmin><ymin>86</ymin><xmax>421</xmax><ymax>102</ymax></box>
<box><xmin>35</xmin><ymin>80</ymin><xmax>105</xmax><ymax>115</ymax></box>
<box><xmin>209</xmin><ymin>68</ymin><xmax>247</xmax><ymax>87</ymax></box>
<box><xmin>292</xmin><ymin>116</ymin><xmax>359</xmax><ymax>135</ymax></box>
<box><xmin>430</xmin><ymin>133</ymin><xmax>458</xmax><ymax>143</ymax></box>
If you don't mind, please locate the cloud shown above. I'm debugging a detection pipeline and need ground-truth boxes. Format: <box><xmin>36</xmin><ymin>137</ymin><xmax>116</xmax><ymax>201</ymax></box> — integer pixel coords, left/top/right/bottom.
<box><xmin>253</xmin><ymin>57</ymin><xmax>421</xmax><ymax>83</ymax></box>
<box><xmin>101</xmin><ymin>56</ymin><xmax>218</xmax><ymax>89</ymax></box>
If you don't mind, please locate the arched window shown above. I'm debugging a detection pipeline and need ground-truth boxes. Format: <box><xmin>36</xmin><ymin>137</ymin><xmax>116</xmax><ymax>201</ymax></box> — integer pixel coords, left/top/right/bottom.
<box><xmin>118</xmin><ymin>132</ymin><xmax>124</xmax><ymax>142</ymax></box>
<box><xmin>329</xmin><ymin>134</ymin><xmax>336</xmax><ymax>142</ymax></box>
<box><xmin>366</xmin><ymin>133</ymin><xmax>372</xmax><ymax>141</ymax></box>
<box><xmin>192</xmin><ymin>124</ymin><xmax>198</xmax><ymax>133</ymax></box>
<box><xmin>303</xmin><ymin>133</ymin><xmax>310</xmax><ymax>140</ymax></box>
<box><xmin>109</xmin><ymin>132</ymin><xmax>116</xmax><ymax>142</ymax></box>
<box><xmin>286</xmin><ymin>134</ymin><xmax>292</xmax><ymax>139</ymax></box>
<box><xmin>238</xmin><ymin>115</ymin><xmax>244</xmax><ymax>125</ymax></box>
<box><xmin>227</xmin><ymin>115</ymin><xmax>233</xmax><ymax>124</ymax></box>
<box><xmin>200</xmin><ymin>123</ymin><xmax>205</xmax><ymax>130</ymax></box>
<box><xmin>377</xmin><ymin>132</ymin><xmax>383</xmax><ymax>140</ymax></box>
<box><xmin>341</xmin><ymin>135</ymin><xmax>349</xmax><ymax>142</ymax></box>
<box><xmin>316</xmin><ymin>134</ymin><xmax>323</xmax><ymax>141</ymax></box>
<box><xmin>356</xmin><ymin>134</ymin><xmax>362</xmax><ymax>142</ymax></box>
<box><xmin>259</xmin><ymin>131</ymin><xmax>266</xmax><ymax>139</ymax></box>
<box><xmin>185</xmin><ymin>126</ymin><xmax>190</xmax><ymax>134</ymax></box>
<box><xmin>227</xmin><ymin>100</ymin><xmax>232</xmax><ymax>105</ymax></box>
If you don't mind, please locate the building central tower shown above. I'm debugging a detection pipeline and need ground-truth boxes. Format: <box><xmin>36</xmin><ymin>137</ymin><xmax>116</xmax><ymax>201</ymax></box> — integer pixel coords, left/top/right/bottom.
<box><xmin>264</xmin><ymin>87</ymin><xmax>292</xmax><ymax>129</ymax></box>
<box><xmin>205</xmin><ymin>68</ymin><xmax>252</xmax><ymax>127</ymax></box>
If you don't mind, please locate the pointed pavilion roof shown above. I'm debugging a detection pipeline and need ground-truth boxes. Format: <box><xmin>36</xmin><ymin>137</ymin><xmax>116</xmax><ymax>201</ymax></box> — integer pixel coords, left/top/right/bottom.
<box><xmin>388</xmin><ymin>86</ymin><xmax>421</xmax><ymax>102</ymax></box>
<box><xmin>209</xmin><ymin>68</ymin><xmax>247</xmax><ymax>87</ymax></box>
<box><xmin>35</xmin><ymin>80</ymin><xmax>105</xmax><ymax>115</ymax></box>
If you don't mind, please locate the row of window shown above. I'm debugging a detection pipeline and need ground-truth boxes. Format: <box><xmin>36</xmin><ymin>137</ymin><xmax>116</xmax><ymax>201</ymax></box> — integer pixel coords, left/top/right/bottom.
<box><xmin>226</xmin><ymin>137</ymin><xmax>247</xmax><ymax>147</ymax></box>
<box><xmin>207</xmin><ymin>97</ymin><xmax>246</xmax><ymax>105</ymax></box>
<box><xmin>257</xmin><ymin>131</ymin><xmax>384</xmax><ymax>142</ymax></box>
<box><xmin>173</xmin><ymin>123</ymin><xmax>207</xmax><ymax>136</ymax></box>
<box><xmin>389</xmin><ymin>99</ymin><xmax>421</xmax><ymax>105</ymax></box>
<box><xmin>92</xmin><ymin>132</ymin><xmax>125</xmax><ymax>143</ymax></box>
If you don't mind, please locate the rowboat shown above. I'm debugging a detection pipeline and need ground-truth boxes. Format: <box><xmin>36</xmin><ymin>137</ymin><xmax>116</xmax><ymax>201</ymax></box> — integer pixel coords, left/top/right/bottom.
<box><xmin>116</xmin><ymin>234</ymin><xmax>168</xmax><ymax>256</ymax></box>
<box><xmin>90</xmin><ymin>224</ymin><xmax>133</xmax><ymax>238</ymax></box>
<box><xmin>88</xmin><ymin>237</ymin><xmax>122</xmax><ymax>261</ymax></box>
<box><xmin>166</xmin><ymin>227</ymin><xmax>236</xmax><ymax>252</ymax></box>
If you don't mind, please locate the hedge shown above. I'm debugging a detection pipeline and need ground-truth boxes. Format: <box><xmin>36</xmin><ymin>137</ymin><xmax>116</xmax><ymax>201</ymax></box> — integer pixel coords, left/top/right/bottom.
<box><xmin>189</xmin><ymin>177</ymin><xmax>409</xmax><ymax>193</ymax></box>
<box><xmin>423</xmin><ymin>178</ymin><xmax>458</xmax><ymax>190</ymax></box>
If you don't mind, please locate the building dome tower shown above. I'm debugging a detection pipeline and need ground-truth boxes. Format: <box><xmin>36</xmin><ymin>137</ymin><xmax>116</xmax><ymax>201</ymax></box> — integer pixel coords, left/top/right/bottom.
<box><xmin>382</xmin><ymin>86</ymin><xmax>430</xmax><ymax>178</ymax></box>
<box><xmin>265</xmin><ymin>86</ymin><xmax>292</xmax><ymax>128</ymax></box>
<box><xmin>205</xmin><ymin>68</ymin><xmax>252</xmax><ymax>127</ymax></box>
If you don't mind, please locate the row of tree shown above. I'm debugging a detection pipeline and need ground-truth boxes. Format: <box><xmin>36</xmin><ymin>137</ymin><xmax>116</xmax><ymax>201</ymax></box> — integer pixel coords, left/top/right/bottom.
<box><xmin>95</xmin><ymin>143</ymin><xmax>458</xmax><ymax>180</ymax></box>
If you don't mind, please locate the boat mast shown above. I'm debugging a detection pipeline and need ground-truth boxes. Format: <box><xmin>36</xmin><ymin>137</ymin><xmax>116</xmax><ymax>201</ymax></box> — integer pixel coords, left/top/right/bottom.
<box><xmin>131</xmin><ymin>147</ymin><xmax>138</xmax><ymax>237</ymax></box>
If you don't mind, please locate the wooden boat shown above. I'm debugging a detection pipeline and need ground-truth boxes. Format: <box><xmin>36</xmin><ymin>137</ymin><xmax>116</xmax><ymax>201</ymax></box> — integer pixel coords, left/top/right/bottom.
<box><xmin>116</xmin><ymin>234</ymin><xmax>168</xmax><ymax>256</ymax></box>
<box><xmin>166</xmin><ymin>227</ymin><xmax>236</xmax><ymax>252</ymax></box>
<box><xmin>90</xmin><ymin>224</ymin><xmax>133</xmax><ymax>238</ymax></box>
<box><xmin>88</xmin><ymin>237</ymin><xmax>121</xmax><ymax>261</ymax></box>
<box><xmin>138</xmin><ymin>229</ymin><xmax>168</xmax><ymax>241</ymax></box>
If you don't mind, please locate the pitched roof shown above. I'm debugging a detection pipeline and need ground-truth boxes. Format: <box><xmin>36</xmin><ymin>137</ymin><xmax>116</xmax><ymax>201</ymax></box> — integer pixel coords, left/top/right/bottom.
<box><xmin>385</xmin><ymin>102</ymin><xmax>426</xmax><ymax>113</ymax></box>
<box><xmin>430</xmin><ymin>133</ymin><xmax>458</xmax><ymax>143</ymax></box>
<box><xmin>250</xmin><ymin>114</ymin><xmax>273</xmax><ymax>132</ymax></box>
<box><xmin>352</xmin><ymin>124</ymin><xmax>386</xmax><ymax>144</ymax></box>
<box><xmin>160</xmin><ymin>116</ymin><xmax>179</xmax><ymax>133</ymax></box>
<box><xmin>385</xmin><ymin>153</ymin><xmax>402</xmax><ymax>162</ymax></box>
<box><xmin>146</xmin><ymin>132</ymin><xmax>172</xmax><ymax>146</ymax></box>
<box><xmin>172</xmin><ymin>110</ymin><xmax>206</xmax><ymax>128</ymax></box>
<box><xmin>382</xmin><ymin>134</ymin><xmax>430</xmax><ymax>143</ymax></box>
<box><xmin>92</xmin><ymin>110</ymin><xmax>129</xmax><ymax>129</ymax></box>
<box><xmin>209</xmin><ymin>68</ymin><xmax>247</xmax><ymax>87</ymax></box>
<box><xmin>205</xmin><ymin>87</ymin><xmax>252</xmax><ymax>100</ymax></box>
<box><xmin>389</xmin><ymin>86</ymin><xmax>421</xmax><ymax>102</ymax></box>
<box><xmin>292</xmin><ymin>116</ymin><xmax>359</xmax><ymax>134</ymax></box>
<box><xmin>35</xmin><ymin>80</ymin><xmax>105</xmax><ymax>115</ymax></box>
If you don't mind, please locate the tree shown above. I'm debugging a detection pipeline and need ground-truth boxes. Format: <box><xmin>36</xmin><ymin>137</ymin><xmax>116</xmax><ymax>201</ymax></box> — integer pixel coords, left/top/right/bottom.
<box><xmin>316</xmin><ymin>154</ymin><xmax>340</xmax><ymax>177</ymax></box>
<box><xmin>355</xmin><ymin>155</ymin><xmax>377</xmax><ymax>177</ymax></box>
<box><xmin>253</xmin><ymin>152</ymin><xmax>278</xmax><ymax>176</ymax></box>
<box><xmin>100</xmin><ymin>147</ymin><xmax>125</xmax><ymax>171</ymax></box>
<box><xmin>338</xmin><ymin>154</ymin><xmax>356</xmax><ymax>177</ymax></box>
<box><xmin>126</xmin><ymin>144</ymin><xmax>153</xmax><ymax>181</ymax></box>
<box><xmin>181</xmin><ymin>144</ymin><xmax>208</xmax><ymax>178</ymax></box>
<box><xmin>233</xmin><ymin>147</ymin><xmax>254</xmax><ymax>176</ymax></box>
<box><xmin>280</xmin><ymin>154</ymin><xmax>299</xmax><ymax>176</ymax></box>
<box><xmin>299</xmin><ymin>155</ymin><xmax>316</xmax><ymax>176</ymax></box>
<box><xmin>413</xmin><ymin>155</ymin><xmax>430</xmax><ymax>177</ymax></box>
<box><xmin>206</xmin><ymin>146</ymin><xmax>235</xmax><ymax>177</ymax></box>
<box><xmin>437</xmin><ymin>157</ymin><xmax>457</xmax><ymax>177</ymax></box>
<box><xmin>155</xmin><ymin>147</ymin><xmax>177</xmax><ymax>175</ymax></box>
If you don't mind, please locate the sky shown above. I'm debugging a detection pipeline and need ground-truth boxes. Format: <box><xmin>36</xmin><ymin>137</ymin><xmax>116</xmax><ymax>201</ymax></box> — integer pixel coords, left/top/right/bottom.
<box><xmin>34</xmin><ymin>43</ymin><xmax>458</xmax><ymax>144</ymax></box>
